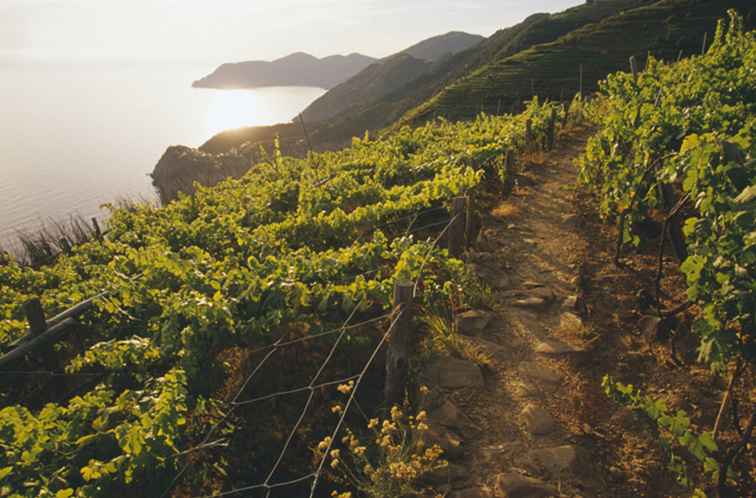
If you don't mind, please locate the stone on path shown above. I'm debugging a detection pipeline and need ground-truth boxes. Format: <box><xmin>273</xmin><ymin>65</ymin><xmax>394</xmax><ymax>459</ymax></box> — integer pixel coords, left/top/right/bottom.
<box><xmin>433</xmin><ymin>358</ymin><xmax>485</xmax><ymax>389</ymax></box>
<box><xmin>512</xmin><ymin>296</ymin><xmax>547</xmax><ymax>309</ymax></box>
<box><xmin>424</xmin><ymin>462</ymin><xmax>469</xmax><ymax>489</ymax></box>
<box><xmin>522</xmin><ymin>445</ymin><xmax>579</xmax><ymax>476</ymax></box>
<box><xmin>494</xmin><ymin>472</ymin><xmax>557</xmax><ymax>498</ymax></box>
<box><xmin>466</xmin><ymin>336</ymin><xmax>507</xmax><ymax>357</ymax></box>
<box><xmin>456</xmin><ymin>310</ymin><xmax>493</xmax><ymax>335</ymax></box>
<box><xmin>558</xmin><ymin>312</ymin><xmax>584</xmax><ymax>334</ymax></box>
<box><xmin>451</xmin><ymin>488</ymin><xmax>489</xmax><ymax>498</ymax></box>
<box><xmin>430</xmin><ymin>400</ymin><xmax>462</xmax><ymax>430</ymax></box>
<box><xmin>562</xmin><ymin>295</ymin><xmax>578</xmax><ymax>310</ymax></box>
<box><xmin>522</xmin><ymin>280</ymin><xmax>544</xmax><ymax>289</ymax></box>
<box><xmin>519</xmin><ymin>361</ymin><xmax>562</xmax><ymax>384</ymax></box>
<box><xmin>535</xmin><ymin>338</ymin><xmax>583</xmax><ymax>355</ymax></box>
<box><xmin>521</xmin><ymin>403</ymin><xmax>557</xmax><ymax>436</ymax></box>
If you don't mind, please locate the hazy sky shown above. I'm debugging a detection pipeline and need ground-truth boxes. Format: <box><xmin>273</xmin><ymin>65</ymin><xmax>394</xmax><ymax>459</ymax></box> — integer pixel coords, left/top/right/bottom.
<box><xmin>1</xmin><ymin>0</ymin><xmax>582</xmax><ymax>63</ymax></box>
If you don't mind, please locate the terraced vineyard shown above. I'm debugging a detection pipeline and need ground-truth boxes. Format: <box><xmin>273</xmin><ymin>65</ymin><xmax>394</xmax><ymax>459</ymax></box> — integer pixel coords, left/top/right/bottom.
<box><xmin>0</xmin><ymin>102</ymin><xmax>560</xmax><ymax>497</ymax></box>
<box><xmin>402</xmin><ymin>0</ymin><xmax>755</xmax><ymax>125</ymax></box>
<box><xmin>580</xmin><ymin>11</ymin><xmax>754</xmax><ymax>494</ymax></box>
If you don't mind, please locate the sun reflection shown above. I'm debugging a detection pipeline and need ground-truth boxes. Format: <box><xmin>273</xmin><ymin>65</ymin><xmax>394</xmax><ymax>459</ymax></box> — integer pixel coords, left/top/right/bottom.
<box><xmin>203</xmin><ymin>87</ymin><xmax>325</xmax><ymax>137</ymax></box>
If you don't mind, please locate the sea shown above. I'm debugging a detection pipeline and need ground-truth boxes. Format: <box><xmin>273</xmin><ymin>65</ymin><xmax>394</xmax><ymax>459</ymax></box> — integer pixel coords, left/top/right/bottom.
<box><xmin>0</xmin><ymin>59</ymin><xmax>325</xmax><ymax>249</ymax></box>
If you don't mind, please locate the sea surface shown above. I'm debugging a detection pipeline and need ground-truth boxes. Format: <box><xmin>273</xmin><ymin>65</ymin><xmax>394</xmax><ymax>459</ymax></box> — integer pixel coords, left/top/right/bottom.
<box><xmin>0</xmin><ymin>60</ymin><xmax>325</xmax><ymax>248</ymax></box>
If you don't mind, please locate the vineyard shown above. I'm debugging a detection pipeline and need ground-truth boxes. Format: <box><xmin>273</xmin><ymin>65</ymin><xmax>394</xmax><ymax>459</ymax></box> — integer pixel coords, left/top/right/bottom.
<box><xmin>0</xmin><ymin>101</ymin><xmax>561</xmax><ymax>497</ymax></box>
<box><xmin>580</xmin><ymin>11</ymin><xmax>754</xmax><ymax>495</ymax></box>
<box><xmin>1</xmin><ymin>7</ymin><xmax>754</xmax><ymax>498</ymax></box>
<box><xmin>579</xmin><ymin>11</ymin><xmax>754</xmax><ymax>370</ymax></box>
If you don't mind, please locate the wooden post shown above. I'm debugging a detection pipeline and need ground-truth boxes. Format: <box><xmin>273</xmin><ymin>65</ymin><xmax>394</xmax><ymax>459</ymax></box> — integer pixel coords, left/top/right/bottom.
<box><xmin>23</xmin><ymin>298</ymin><xmax>47</xmax><ymax>336</ymax></box>
<box><xmin>448</xmin><ymin>196</ymin><xmax>467</xmax><ymax>259</ymax></box>
<box><xmin>525</xmin><ymin>118</ymin><xmax>532</xmax><ymax>148</ymax></box>
<box><xmin>629</xmin><ymin>56</ymin><xmax>638</xmax><ymax>80</ymax></box>
<box><xmin>298</xmin><ymin>113</ymin><xmax>313</xmax><ymax>153</ymax></box>
<box><xmin>59</xmin><ymin>238</ymin><xmax>72</xmax><ymax>255</ymax></box>
<box><xmin>579</xmin><ymin>64</ymin><xmax>584</xmax><ymax>97</ymax></box>
<box><xmin>91</xmin><ymin>217</ymin><xmax>102</xmax><ymax>240</ymax></box>
<box><xmin>547</xmin><ymin>108</ymin><xmax>557</xmax><ymax>150</ymax></box>
<box><xmin>701</xmin><ymin>31</ymin><xmax>708</xmax><ymax>55</ymax></box>
<box><xmin>385</xmin><ymin>281</ymin><xmax>413</xmax><ymax>407</ymax></box>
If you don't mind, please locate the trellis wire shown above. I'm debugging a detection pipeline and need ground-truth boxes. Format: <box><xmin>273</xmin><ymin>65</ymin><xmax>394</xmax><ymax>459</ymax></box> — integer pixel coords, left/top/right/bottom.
<box><xmin>181</xmin><ymin>214</ymin><xmax>457</xmax><ymax>498</ymax></box>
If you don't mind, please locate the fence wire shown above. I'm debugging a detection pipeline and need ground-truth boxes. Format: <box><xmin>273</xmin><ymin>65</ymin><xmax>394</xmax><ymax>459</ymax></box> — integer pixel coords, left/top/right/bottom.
<box><xmin>179</xmin><ymin>213</ymin><xmax>458</xmax><ymax>498</ymax></box>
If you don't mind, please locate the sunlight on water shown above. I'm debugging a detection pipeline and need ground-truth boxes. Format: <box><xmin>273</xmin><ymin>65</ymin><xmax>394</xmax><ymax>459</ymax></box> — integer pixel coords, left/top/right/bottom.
<box><xmin>203</xmin><ymin>87</ymin><xmax>324</xmax><ymax>137</ymax></box>
<box><xmin>0</xmin><ymin>63</ymin><xmax>325</xmax><ymax>247</ymax></box>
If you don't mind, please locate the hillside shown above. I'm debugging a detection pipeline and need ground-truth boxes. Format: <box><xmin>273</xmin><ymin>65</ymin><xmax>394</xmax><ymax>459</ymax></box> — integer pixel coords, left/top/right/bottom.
<box><xmin>300</xmin><ymin>31</ymin><xmax>484</xmax><ymax>123</ymax></box>
<box><xmin>192</xmin><ymin>52</ymin><xmax>376</xmax><ymax>89</ymax></box>
<box><xmin>401</xmin><ymin>0</ymin><xmax>756</xmax><ymax>124</ymax></box>
<box><xmin>3</xmin><ymin>11</ymin><xmax>754</xmax><ymax>497</ymax></box>
<box><xmin>196</xmin><ymin>0</ymin><xmax>644</xmax><ymax>158</ymax></box>
<box><xmin>0</xmin><ymin>99</ymin><xmax>560</xmax><ymax>497</ymax></box>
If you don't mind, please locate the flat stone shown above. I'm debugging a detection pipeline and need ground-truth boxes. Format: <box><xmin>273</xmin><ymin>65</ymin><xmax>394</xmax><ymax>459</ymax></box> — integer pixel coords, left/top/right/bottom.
<box><xmin>430</xmin><ymin>400</ymin><xmax>462</xmax><ymax>430</ymax></box>
<box><xmin>424</xmin><ymin>463</ymin><xmax>469</xmax><ymax>489</ymax></box>
<box><xmin>562</xmin><ymin>295</ymin><xmax>578</xmax><ymax>310</ymax></box>
<box><xmin>466</xmin><ymin>336</ymin><xmax>507</xmax><ymax>356</ymax></box>
<box><xmin>512</xmin><ymin>296</ymin><xmax>546</xmax><ymax>308</ymax></box>
<box><xmin>452</xmin><ymin>488</ymin><xmax>489</xmax><ymax>498</ymax></box>
<box><xmin>521</xmin><ymin>404</ymin><xmax>557</xmax><ymax>436</ymax></box>
<box><xmin>494</xmin><ymin>472</ymin><xmax>557</xmax><ymax>498</ymax></box>
<box><xmin>523</xmin><ymin>445</ymin><xmax>579</xmax><ymax>476</ymax></box>
<box><xmin>535</xmin><ymin>338</ymin><xmax>583</xmax><ymax>355</ymax></box>
<box><xmin>519</xmin><ymin>361</ymin><xmax>562</xmax><ymax>384</ymax></box>
<box><xmin>530</xmin><ymin>287</ymin><xmax>556</xmax><ymax>302</ymax></box>
<box><xmin>437</xmin><ymin>358</ymin><xmax>485</xmax><ymax>389</ymax></box>
<box><xmin>522</xmin><ymin>280</ymin><xmax>544</xmax><ymax>289</ymax></box>
<box><xmin>494</xmin><ymin>274</ymin><xmax>513</xmax><ymax>289</ymax></box>
<box><xmin>456</xmin><ymin>310</ymin><xmax>493</xmax><ymax>335</ymax></box>
<box><xmin>558</xmin><ymin>312</ymin><xmax>584</xmax><ymax>334</ymax></box>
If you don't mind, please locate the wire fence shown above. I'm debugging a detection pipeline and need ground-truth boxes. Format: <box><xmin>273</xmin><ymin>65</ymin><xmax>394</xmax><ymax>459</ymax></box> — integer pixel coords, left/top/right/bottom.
<box><xmin>4</xmin><ymin>199</ymin><xmax>462</xmax><ymax>498</ymax></box>
<box><xmin>162</xmin><ymin>213</ymin><xmax>459</xmax><ymax>498</ymax></box>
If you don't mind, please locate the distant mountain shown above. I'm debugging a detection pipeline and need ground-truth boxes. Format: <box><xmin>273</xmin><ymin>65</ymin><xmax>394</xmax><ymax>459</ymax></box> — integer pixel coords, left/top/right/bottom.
<box><xmin>160</xmin><ymin>0</ymin><xmax>755</xmax><ymax>202</ymax></box>
<box><xmin>192</xmin><ymin>52</ymin><xmax>377</xmax><ymax>89</ymax></box>
<box><xmin>401</xmin><ymin>0</ymin><xmax>755</xmax><ymax>125</ymax></box>
<box><xmin>300</xmin><ymin>31</ymin><xmax>484</xmax><ymax>123</ymax></box>
<box><xmin>398</xmin><ymin>31</ymin><xmax>485</xmax><ymax>61</ymax></box>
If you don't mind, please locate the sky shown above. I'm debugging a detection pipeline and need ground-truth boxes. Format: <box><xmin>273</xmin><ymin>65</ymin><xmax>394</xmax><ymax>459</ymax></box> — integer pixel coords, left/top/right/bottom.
<box><xmin>1</xmin><ymin>0</ymin><xmax>582</xmax><ymax>64</ymax></box>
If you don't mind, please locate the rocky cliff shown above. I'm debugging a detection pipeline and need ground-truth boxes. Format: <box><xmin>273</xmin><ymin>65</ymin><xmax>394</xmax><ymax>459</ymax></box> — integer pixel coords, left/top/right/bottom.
<box><xmin>151</xmin><ymin>146</ymin><xmax>251</xmax><ymax>203</ymax></box>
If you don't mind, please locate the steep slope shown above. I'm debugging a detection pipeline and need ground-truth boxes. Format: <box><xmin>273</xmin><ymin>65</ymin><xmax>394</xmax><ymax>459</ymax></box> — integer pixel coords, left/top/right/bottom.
<box><xmin>192</xmin><ymin>52</ymin><xmax>376</xmax><ymax>89</ymax></box>
<box><xmin>398</xmin><ymin>30</ymin><xmax>485</xmax><ymax>61</ymax></box>
<box><xmin>300</xmin><ymin>31</ymin><xmax>484</xmax><ymax>123</ymax></box>
<box><xmin>402</xmin><ymin>0</ymin><xmax>756</xmax><ymax>124</ymax></box>
<box><xmin>200</xmin><ymin>0</ymin><xmax>642</xmax><ymax>156</ymax></box>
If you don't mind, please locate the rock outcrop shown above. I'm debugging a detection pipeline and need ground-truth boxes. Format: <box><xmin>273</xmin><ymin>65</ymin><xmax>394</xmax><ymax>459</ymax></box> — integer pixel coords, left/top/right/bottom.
<box><xmin>151</xmin><ymin>146</ymin><xmax>250</xmax><ymax>204</ymax></box>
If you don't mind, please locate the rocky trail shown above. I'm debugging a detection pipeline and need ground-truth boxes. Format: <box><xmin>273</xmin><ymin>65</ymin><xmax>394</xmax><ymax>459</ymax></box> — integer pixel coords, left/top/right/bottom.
<box><xmin>419</xmin><ymin>130</ymin><xmax>684</xmax><ymax>497</ymax></box>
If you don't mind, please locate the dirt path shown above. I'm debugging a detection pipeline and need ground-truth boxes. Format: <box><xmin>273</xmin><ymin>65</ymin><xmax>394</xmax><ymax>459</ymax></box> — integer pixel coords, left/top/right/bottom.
<box><xmin>429</xmin><ymin>131</ymin><xmax>608</xmax><ymax>497</ymax></box>
<box><xmin>422</xmin><ymin>126</ymin><xmax>753</xmax><ymax>498</ymax></box>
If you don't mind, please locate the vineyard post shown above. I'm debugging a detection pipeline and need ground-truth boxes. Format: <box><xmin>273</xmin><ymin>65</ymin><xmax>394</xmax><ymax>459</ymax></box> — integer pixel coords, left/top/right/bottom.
<box><xmin>24</xmin><ymin>298</ymin><xmax>47</xmax><ymax>336</ymax></box>
<box><xmin>298</xmin><ymin>113</ymin><xmax>313</xmax><ymax>153</ymax></box>
<box><xmin>385</xmin><ymin>280</ymin><xmax>414</xmax><ymax>407</ymax></box>
<box><xmin>449</xmin><ymin>196</ymin><xmax>468</xmax><ymax>259</ymax></box>
<box><xmin>629</xmin><ymin>56</ymin><xmax>638</xmax><ymax>80</ymax></box>
<box><xmin>579</xmin><ymin>64</ymin><xmax>583</xmax><ymax>97</ymax></box>
<box><xmin>91</xmin><ymin>217</ymin><xmax>102</xmax><ymax>240</ymax></box>
<box><xmin>59</xmin><ymin>238</ymin><xmax>72</xmax><ymax>255</ymax></box>
<box><xmin>547</xmin><ymin>107</ymin><xmax>557</xmax><ymax>150</ymax></box>
<box><xmin>701</xmin><ymin>31</ymin><xmax>708</xmax><ymax>55</ymax></box>
<box><xmin>525</xmin><ymin>118</ymin><xmax>533</xmax><ymax>149</ymax></box>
